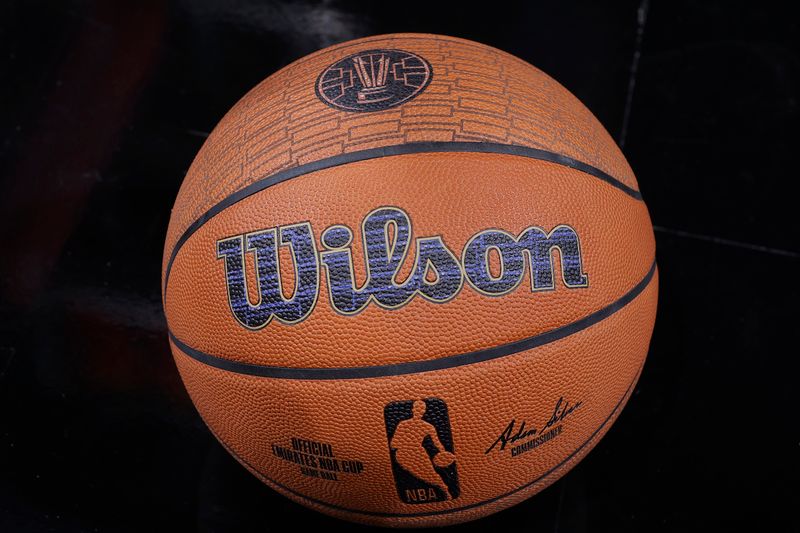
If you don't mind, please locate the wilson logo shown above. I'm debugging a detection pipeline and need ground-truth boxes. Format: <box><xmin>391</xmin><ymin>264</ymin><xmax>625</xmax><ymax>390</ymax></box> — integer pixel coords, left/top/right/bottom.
<box><xmin>216</xmin><ymin>207</ymin><xmax>588</xmax><ymax>330</ymax></box>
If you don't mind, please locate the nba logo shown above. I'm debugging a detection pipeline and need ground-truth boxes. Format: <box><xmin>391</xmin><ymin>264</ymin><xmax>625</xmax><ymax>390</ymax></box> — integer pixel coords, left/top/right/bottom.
<box><xmin>383</xmin><ymin>398</ymin><xmax>460</xmax><ymax>503</ymax></box>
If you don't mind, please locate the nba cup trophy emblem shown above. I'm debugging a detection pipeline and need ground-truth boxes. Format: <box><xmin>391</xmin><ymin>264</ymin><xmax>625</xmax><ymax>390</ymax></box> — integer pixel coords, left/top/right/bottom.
<box><xmin>316</xmin><ymin>49</ymin><xmax>433</xmax><ymax>112</ymax></box>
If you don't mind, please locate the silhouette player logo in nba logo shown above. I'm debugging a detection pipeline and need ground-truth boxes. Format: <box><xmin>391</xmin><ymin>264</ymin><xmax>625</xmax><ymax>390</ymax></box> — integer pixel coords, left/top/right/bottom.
<box><xmin>384</xmin><ymin>398</ymin><xmax>460</xmax><ymax>503</ymax></box>
<box><xmin>316</xmin><ymin>49</ymin><xmax>433</xmax><ymax>112</ymax></box>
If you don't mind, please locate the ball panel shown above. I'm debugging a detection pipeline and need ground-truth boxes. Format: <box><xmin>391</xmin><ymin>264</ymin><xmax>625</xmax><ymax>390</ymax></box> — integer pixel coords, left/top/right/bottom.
<box><xmin>165</xmin><ymin>152</ymin><xmax>653</xmax><ymax>368</ymax></box>
<box><xmin>229</xmin><ymin>378</ymin><xmax>636</xmax><ymax>529</ymax></box>
<box><xmin>169</xmin><ymin>271</ymin><xmax>656</xmax><ymax>526</ymax></box>
<box><xmin>162</xmin><ymin>33</ymin><xmax>638</xmax><ymax>280</ymax></box>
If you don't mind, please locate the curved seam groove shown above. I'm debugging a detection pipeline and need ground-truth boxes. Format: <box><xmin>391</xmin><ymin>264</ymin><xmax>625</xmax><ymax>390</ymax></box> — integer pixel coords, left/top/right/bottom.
<box><xmin>169</xmin><ymin>260</ymin><xmax>656</xmax><ymax>380</ymax></box>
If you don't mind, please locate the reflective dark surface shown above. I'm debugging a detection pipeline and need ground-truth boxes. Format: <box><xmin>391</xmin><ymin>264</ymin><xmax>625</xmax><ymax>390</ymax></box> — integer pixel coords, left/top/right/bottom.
<box><xmin>1</xmin><ymin>1</ymin><xmax>798</xmax><ymax>531</ymax></box>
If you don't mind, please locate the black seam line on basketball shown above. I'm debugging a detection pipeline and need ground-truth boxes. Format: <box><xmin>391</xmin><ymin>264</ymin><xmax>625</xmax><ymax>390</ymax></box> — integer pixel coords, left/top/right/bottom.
<box><xmin>208</xmin><ymin>358</ymin><xmax>644</xmax><ymax>519</ymax></box>
<box><xmin>169</xmin><ymin>259</ymin><xmax>655</xmax><ymax>380</ymax></box>
<box><xmin>162</xmin><ymin>141</ymin><xmax>642</xmax><ymax>298</ymax></box>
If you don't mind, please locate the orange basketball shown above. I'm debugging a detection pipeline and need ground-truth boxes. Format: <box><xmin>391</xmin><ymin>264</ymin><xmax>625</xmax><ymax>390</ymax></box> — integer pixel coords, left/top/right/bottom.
<box><xmin>162</xmin><ymin>33</ymin><xmax>657</xmax><ymax>527</ymax></box>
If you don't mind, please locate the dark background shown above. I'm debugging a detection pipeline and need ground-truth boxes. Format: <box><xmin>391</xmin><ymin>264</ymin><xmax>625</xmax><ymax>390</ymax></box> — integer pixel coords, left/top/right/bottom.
<box><xmin>1</xmin><ymin>0</ymin><xmax>798</xmax><ymax>531</ymax></box>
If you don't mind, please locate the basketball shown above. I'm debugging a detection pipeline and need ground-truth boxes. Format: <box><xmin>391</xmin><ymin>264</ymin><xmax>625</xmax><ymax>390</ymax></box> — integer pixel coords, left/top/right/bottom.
<box><xmin>162</xmin><ymin>33</ymin><xmax>657</xmax><ymax>527</ymax></box>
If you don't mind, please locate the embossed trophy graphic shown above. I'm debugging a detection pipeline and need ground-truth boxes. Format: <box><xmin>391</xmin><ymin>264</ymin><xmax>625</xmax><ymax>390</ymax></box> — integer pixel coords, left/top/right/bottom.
<box><xmin>352</xmin><ymin>52</ymin><xmax>393</xmax><ymax>104</ymax></box>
